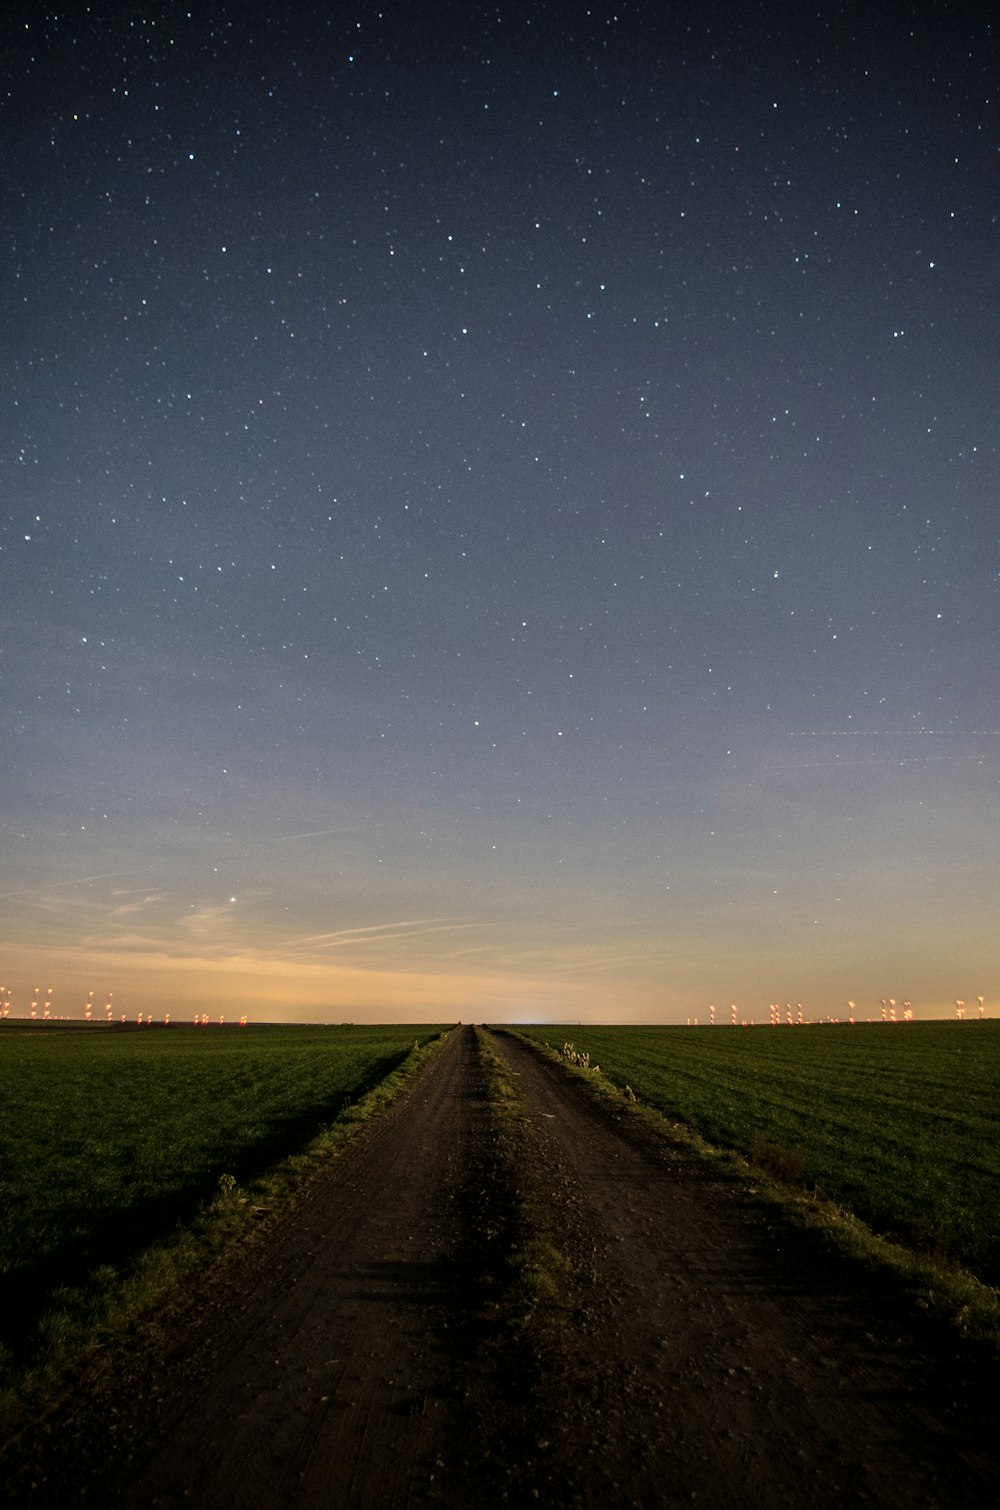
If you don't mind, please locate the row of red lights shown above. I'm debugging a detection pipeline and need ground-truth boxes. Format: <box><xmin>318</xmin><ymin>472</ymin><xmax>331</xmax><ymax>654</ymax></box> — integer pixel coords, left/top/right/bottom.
<box><xmin>688</xmin><ymin>994</ymin><xmax>986</xmax><ymax>1025</ymax></box>
<box><xmin>0</xmin><ymin>987</ymin><xmax>248</xmax><ymax>1027</ymax></box>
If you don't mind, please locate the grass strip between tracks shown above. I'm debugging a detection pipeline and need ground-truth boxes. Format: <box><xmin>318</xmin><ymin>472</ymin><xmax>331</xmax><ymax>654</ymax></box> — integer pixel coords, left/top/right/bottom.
<box><xmin>461</xmin><ymin>1029</ymin><xmax>596</xmax><ymax>1495</ymax></box>
<box><xmin>504</xmin><ymin>1031</ymin><xmax>1000</xmax><ymax>1353</ymax></box>
<box><xmin>474</xmin><ymin>1028</ymin><xmax>576</xmax><ymax>1340</ymax></box>
<box><xmin>0</xmin><ymin>1030</ymin><xmax>452</xmax><ymax>1451</ymax></box>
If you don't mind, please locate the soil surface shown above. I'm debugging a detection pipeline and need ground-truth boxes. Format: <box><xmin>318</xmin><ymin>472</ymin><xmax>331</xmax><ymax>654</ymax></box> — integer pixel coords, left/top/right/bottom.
<box><xmin>5</xmin><ymin>1025</ymin><xmax>999</xmax><ymax>1508</ymax></box>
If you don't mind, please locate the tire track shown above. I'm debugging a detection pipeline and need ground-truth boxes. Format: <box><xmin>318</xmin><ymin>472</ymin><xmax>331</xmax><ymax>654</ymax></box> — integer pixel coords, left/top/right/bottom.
<box><xmin>489</xmin><ymin>1029</ymin><xmax>1000</xmax><ymax>1510</ymax></box>
<box><xmin>12</xmin><ymin>1028</ymin><xmax>518</xmax><ymax>1509</ymax></box>
<box><xmin>118</xmin><ymin>1026</ymin><xmax>479</xmax><ymax>1508</ymax></box>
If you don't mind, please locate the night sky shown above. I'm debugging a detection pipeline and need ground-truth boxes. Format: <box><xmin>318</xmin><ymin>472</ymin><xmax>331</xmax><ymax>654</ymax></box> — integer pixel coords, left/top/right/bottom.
<box><xmin>2</xmin><ymin>2</ymin><xmax>996</xmax><ymax>1024</ymax></box>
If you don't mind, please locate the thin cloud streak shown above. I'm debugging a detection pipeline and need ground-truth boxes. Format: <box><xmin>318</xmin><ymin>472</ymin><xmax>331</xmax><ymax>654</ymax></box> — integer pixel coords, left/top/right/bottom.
<box><xmin>284</xmin><ymin>920</ymin><xmax>486</xmax><ymax>955</ymax></box>
<box><xmin>273</xmin><ymin>825</ymin><xmax>374</xmax><ymax>842</ymax></box>
<box><xmin>0</xmin><ymin>870</ymin><xmax>144</xmax><ymax>902</ymax></box>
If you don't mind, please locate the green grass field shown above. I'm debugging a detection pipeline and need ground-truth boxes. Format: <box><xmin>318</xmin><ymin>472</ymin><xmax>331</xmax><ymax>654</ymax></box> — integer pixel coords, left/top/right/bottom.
<box><xmin>0</xmin><ymin>1022</ymin><xmax>445</xmax><ymax>1355</ymax></box>
<box><xmin>512</xmin><ymin>1021</ymin><xmax>1000</xmax><ymax>1286</ymax></box>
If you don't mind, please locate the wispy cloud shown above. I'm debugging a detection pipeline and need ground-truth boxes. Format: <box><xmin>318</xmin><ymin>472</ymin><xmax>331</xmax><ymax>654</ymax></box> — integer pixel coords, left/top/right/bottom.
<box><xmin>285</xmin><ymin>918</ymin><xmax>483</xmax><ymax>955</ymax></box>
<box><xmin>273</xmin><ymin>825</ymin><xmax>372</xmax><ymax>842</ymax></box>
<box><xmin>107</xmin><ymin>892</ymin><xmax>167</xmax><ymax>920</ymax></box>
<box><xmin>0</xmin><ymin>869</ymin><xmax>142</xmax><ymax>902</ymax></box>
<box><xmin>177</xmin><ymin>900</ymin><xmax>243</xmax><ymax>942</ymax></box>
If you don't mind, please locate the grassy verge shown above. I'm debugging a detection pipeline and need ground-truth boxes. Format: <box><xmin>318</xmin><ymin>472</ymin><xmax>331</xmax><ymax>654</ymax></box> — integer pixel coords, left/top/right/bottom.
<box><xmin>0</xmin><ymin>1030</ymin><xmax>451</xmax><ymax>1452</ymax></box>
<box><xmin>506</xmin><ymin>1030</ymin><xmax>1000</xmax><ymax>1352</ymax></box>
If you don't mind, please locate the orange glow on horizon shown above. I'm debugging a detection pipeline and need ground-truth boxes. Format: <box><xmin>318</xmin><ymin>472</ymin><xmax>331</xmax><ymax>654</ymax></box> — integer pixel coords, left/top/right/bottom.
<box><xmin>0</xmin><ymin>940</ymin><xmax>990</xmax><ymax>1026</ymax></box>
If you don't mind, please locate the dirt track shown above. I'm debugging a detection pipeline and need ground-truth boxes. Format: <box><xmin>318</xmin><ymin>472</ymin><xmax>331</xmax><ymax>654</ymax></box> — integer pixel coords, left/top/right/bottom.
<box><xmin>8</xmin><ymin>1026</ymin><xmax>999</xmax><ymax>1508</ymax></box>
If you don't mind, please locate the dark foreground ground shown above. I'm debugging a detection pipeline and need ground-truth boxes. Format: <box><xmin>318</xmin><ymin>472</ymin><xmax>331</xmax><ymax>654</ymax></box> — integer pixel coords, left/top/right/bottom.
<box><xmin>4</xmin><ymin>1026</ymin><xmax>998</xmax><ymax>1508</ymax></box>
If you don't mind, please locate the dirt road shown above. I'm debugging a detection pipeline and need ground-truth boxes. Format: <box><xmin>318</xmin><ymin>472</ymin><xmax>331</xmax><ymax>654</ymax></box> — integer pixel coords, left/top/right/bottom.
<box><xmin>7</xmin><ymin>1025</ymin><xmax>999</xmax><ymax>1508</ymax></box>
